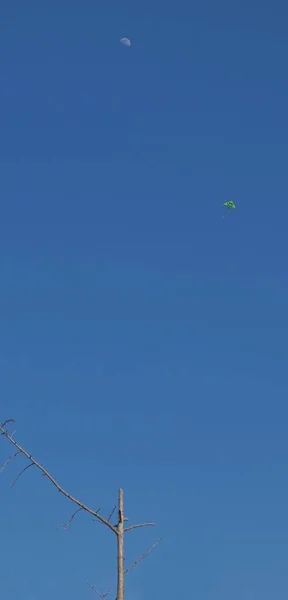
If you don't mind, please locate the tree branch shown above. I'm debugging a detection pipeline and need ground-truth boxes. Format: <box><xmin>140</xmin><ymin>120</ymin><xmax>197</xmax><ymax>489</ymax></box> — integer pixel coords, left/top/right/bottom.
<box><xmin>124</xmin><ymin>522</ymin><xmax>155</xmax><ymax>533</ymax></box>
<box><xmin>58</xmin><ymin>507</ymin><xmax>84</xmax><ymax>530</ymax></box>
<box><xmin>124</xmin><ymin>538</ymin><xmax>162</xmax><ymax>574</ymax></box>
<box><xmin>0</xmin><ymin>419</ymin><xmax>15</xmax><ymax>430</ymax></box>
<box><xmin>107</xmin><ymin>505</ymin><xmax>116</xmax><ymax>523</ymax></box>
<box><xmin>11</xmin><ymin>462</ymin><xmax>34</xmax><ymax>487</ymax></box>
<box><xmin>0</xmin><ymin>419</ymin><xmax>117</xmax><ymax>535</ymax></box>
<box><xmin>0</xmin><ymin>451</ymin><xmax>20</xmax><ymax>473</ymax></box>
<box><xmin>88</xmin><ymin>581</ymin><xmax>111</xmax><ymax>599</ymax></box>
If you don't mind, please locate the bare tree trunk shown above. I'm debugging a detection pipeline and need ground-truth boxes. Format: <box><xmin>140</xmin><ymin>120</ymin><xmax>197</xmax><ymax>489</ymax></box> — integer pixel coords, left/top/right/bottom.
<box><xmin>117</xmin><ymin>488</ymin><xmax>125</xmax><ymax>600</ymax></box>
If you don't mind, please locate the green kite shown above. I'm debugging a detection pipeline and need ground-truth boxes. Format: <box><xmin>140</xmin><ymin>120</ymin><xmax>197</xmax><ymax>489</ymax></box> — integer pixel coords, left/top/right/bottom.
<box><xmin>222</xmin><ymin>200</ymin><xmax>236</xmax><ymax>217</ymax></box>
<box><xmin>223</xmin><ymin>200</ymin><xmax>236</xmax><ymax>210</ymax></box>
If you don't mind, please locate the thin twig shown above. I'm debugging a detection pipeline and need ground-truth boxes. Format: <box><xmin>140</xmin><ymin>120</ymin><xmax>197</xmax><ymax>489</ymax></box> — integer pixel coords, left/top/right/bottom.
<box><xmin>0</xmin><ymin>451</ymin><xmax>20</xmax><ymax>473</ymax></box>
<box><xmin>124</xmin><ymin>522</ymin><xmax>155</xmax><ymax>532</ymax></box>
<box><xmin>11</xmin><ymin>463</ymin><xmax>34</xmax><ymax>487</ymax></box>
<box><xmin>0</xmin><ymin>420</ymin><xmax>117</xmax><ymax>535</ymax></box>
<box><xmin>107</xmin><ymin>505</ymin><xmax>116</xmax><ymax>523</ymax></box>
<box><xmin>58</xmin><ymin>507</ymin><xmax>84</xmax><ymax>530</ymax></box>
<box><xmin>124</xmin><ymin>538</ymin><xmax>162</xmax><ymax>574</ymax></box>
<box><xmin>61</xmin><ymin>506</ymin><xmax>101</xmax><ymax>529</ymax></box>
<box><xmin>87</xmin><ymin>581</ymin><xmax>111</xmax><ymax>599</ymax></box>
<box><xmin>0</xmin><ymin>419</ymin><xmax>15</xmax><ymax>430</ymax></box>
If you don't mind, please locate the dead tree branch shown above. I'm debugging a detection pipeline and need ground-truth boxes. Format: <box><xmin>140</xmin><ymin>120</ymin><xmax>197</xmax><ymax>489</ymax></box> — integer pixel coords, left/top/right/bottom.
<box><xmin>11</xmin><ymin>462</ymin><xmax>34</xmax><ymax>487</ymax></box>
<box><xmin>124</xmin><ymin>522</ymin><xmax>155</xmax><ymax>533</ymax></box>
<box><xmin>88</xmin><ymin>581</ymin><xmax>111</xmax><ymax>599</ymax></box>
<box><xmin>0</xmin><ymin>419</ymin><xmax>15</xmax><ymax>430</ymax></box>
<box><xmin>0</xmin><ymin>451</ymin><xmax>20</xmax><ymax>473</ymax></box>
<box><xmin>58</xmin><ymin>507</ymin><xmax>84</xmax><ymax>530</ymax></box>
<box><xmin>0</xmin><ymin>419</ymin><xmax>117</xmax><ymax>534</ymax></box>
<box><xmin>107</xmin><ymin>506</ymin><xmax>116</xmax><ymax>523</ymax></box>
<box><xmin>1</xmin><ymin>419</ymin><xmax>160</xmax><ymax>600</ymax></box>
<box><xmin>58</xmin><ymin>506</ymin><xmax>101</xmax><ymax>531</ymax></box>
<box><xmin>124</xmin><ymin>538</ymin><xmax>162</xmax><ymax>574</ymax></box>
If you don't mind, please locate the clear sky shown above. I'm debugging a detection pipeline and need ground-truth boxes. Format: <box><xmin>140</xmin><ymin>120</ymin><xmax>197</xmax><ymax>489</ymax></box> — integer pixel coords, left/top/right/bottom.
<box><xmin>1</xmin><ymin>1</ymin><xmax>288</xmax><ymax>599</ymax></box>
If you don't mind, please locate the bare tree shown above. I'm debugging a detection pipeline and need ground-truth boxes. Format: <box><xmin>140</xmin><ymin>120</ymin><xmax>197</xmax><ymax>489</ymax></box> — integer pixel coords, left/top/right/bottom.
<box><xmin>0</xmin><ymin>419</ymin><xmax>161</xmax><ymax>599</ymax></box>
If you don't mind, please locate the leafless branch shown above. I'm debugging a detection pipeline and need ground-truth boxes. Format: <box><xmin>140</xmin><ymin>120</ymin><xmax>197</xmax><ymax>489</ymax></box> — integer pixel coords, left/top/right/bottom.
<box><xmin>0</xmin><ymin>451</ymin><xmax>20</xmax><ymax>473</ymax></box>
<box><xmin>11</xmin><ymin>463</ymin><xmax>34</xmax><ymax>487</ymax></box>
<box><xmin>88</xmin><ymin>581</ymin><xmax>111</xmax><ymax>599</ymax></box>
<box><xmin>108</xmin><ymin>505</ymin><xmax>116</xmax><ymax>523</ymax></box>
<box><xmin>0</xmin><ymin>420</ymin><xmax>117</xmax><ymax>535</ymax></box>
<box><xmin>124</xmin><ymin>538</ymin><xmax>162</xmax><ymax>574</ymax></box>
<box><xmin>124</xmin><ymin>522</ymin><xmax>155</xmax><ymax>533</ymax></box>
<box><xmin>58</xmin><ymin>507</ymin><xmax>84</xmax><ymax>530</ymax></box>
<box><xmin>59</xmin><ymin>506</ymin><xmax>102</xmax><ymax>530</ymax></box>
<box><xmin>0</xmin><ymin>419</ymin><xmax>15</xmax><ymax>430</ymax></box>
<box><xmin>1</xmin><ymin>419</ymin><xmax>161</xmax><ymax>600</ymax></box>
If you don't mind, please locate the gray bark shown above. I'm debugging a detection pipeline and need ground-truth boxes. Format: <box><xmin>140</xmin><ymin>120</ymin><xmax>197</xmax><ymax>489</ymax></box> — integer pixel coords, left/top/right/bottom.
<box><xmin>116</xmin><ymin>488</ymin><xmax>125</xmax><ymax>600</ymax></box>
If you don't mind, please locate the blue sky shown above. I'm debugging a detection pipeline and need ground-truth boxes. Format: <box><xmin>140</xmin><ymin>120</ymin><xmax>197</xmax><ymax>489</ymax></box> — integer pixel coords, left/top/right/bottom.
<box><xmin>1</xmin><ymin>0</ymin><xmax>288</xmax><ymax>598</ymax></box>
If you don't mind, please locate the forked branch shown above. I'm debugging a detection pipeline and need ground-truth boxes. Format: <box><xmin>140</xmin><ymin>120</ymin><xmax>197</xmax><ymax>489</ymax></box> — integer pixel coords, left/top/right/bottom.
<box><xmin>0</xmin><ymin>419</ymin><xmax>117</xmax><ymax>534</ymax></box>
<box><xmin>1</xmin><ymin>419</ymin><xmax>161</xmax><ymax>600</ymax></box>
